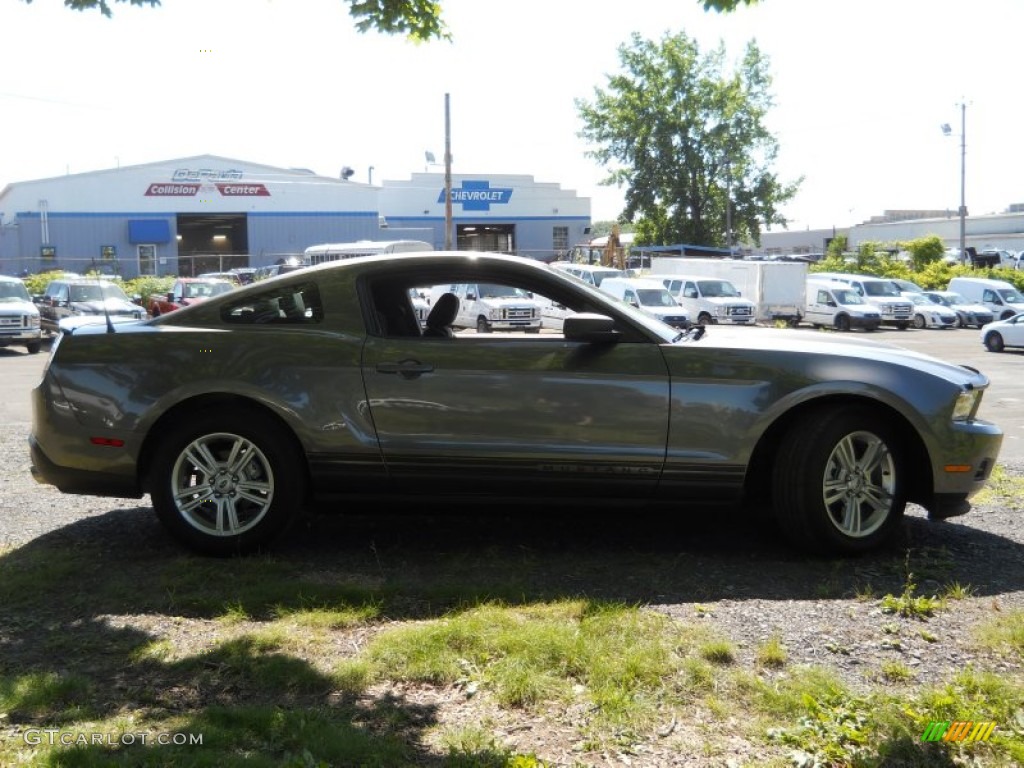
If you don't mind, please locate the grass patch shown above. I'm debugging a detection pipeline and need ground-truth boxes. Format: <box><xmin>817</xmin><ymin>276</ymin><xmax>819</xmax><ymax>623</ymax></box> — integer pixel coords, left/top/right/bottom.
<box><xmin>973</xmin><ymin>609</ymin><xmax>1024</xmax><ymax>659</ymax></box>
<box><xmin>972</xmin><ymin>463</ymin><xmax>1024</xmax><ymax>506</ymax></box>
<box><xmin>755</xmin><ymin>634</ymin><xmax>788</xmax><ymax>669</ymax></box>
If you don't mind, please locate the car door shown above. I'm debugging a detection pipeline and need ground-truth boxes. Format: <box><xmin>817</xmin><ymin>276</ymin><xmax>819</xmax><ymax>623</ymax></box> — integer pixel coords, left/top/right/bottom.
<box><xmin>360</xmin><ymin>332</ymin><xmax>671</xmax><ymax>500</ymax></box>
<box><xmin>1003</xmin><ymin>314</ymin><xmax>1024</xmax><ymax>346</ymax></box>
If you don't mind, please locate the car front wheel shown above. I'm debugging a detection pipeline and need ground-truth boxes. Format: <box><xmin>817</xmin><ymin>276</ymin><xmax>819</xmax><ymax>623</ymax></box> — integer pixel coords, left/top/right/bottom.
<box><xmin>476</xmin><ymin>316</ymin><xmax>492</xmax><ymax>333</ymax></box>
<box><xmin>913</xmin><ymin>314</ymin><xmax>927</xmax><ymax>329</ymax></box>
<box><xmin>149</xmin><ymin>409</ymin><xmax>305</xmax><ymax>556</ymax></box>
<box><xmin>984</xmin><ymin>332</ymin><xmax>1005</xmax><ymax>353</ymax></box>
<box><xmin>772</xmin><ymin>406</ymin><xmax>905</xmax><ymax>555</ymax></box>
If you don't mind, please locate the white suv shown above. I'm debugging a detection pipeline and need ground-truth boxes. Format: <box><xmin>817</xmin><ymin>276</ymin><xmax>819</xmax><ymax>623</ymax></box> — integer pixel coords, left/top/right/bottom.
<box><xmin>0</xmin><ymin>276</ymin><xmax>43</xmax><ymax>354</ymax></box>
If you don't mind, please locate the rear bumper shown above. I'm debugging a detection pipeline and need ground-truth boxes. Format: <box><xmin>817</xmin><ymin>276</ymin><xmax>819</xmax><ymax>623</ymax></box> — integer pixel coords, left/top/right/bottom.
<box><xmin>29</xmin><ymin>434</ymin><xmax>142</xmax><ymax>499</ymax></box>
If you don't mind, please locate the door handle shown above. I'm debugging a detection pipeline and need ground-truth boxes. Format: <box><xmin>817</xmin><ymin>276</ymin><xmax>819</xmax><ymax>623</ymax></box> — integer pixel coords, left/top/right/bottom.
<box><xmin>376</xmin><ymin>359</ymin><xmax>435</xmax><ymax>379</ymax></box>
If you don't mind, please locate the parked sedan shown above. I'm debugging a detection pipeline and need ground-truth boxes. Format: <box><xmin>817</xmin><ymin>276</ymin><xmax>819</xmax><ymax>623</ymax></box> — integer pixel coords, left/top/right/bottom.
<box><xmin>980</xmin><ymin>312</ymin><xmax>1024</xmax><ymax>352</ymax></box>
<box><xmin>29</xmin><ymin>252</ymin><xmax>1003</xmax><ymax>557</ymax></box>
<box><xmin>148</xmin><ymin>277</ymin><xmax>234</xmax><ymax>316</ymax></box>
<box><xmin>921</xmin><ymin>290</ymin><xmax>993</xmax><ymax>329</ymax></box>
<box><xmin>905</xmin><ymin>292</ymin><xmax>958</xmax><ymax>329</ymax></box>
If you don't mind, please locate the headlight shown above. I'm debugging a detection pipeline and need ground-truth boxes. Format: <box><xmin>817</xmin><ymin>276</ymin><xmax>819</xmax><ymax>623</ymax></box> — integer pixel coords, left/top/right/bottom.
<box><xmin>952</xmin><ymin>389</ymin><xmax>981</xmax><ymax>421</ymax></box>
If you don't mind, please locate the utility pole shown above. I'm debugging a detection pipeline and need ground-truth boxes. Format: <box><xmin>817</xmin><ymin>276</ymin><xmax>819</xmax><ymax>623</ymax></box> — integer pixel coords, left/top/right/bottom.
<box><xmin>444</xmin><ymin>93</ymin><xmax>453</xmax><ymax>251</ymax></box>
<box><xmin>957</xmin><ymin>101</ymin><xmax>966</xmax><ymax>259</ymax></box>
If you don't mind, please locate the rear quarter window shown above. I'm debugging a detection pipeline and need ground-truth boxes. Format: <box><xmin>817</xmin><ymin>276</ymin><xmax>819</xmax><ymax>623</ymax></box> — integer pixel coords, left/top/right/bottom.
<box><xmin>220</xmin><ymin>282</ymin><xmax>323</xmax><ymax>324</ymax></box>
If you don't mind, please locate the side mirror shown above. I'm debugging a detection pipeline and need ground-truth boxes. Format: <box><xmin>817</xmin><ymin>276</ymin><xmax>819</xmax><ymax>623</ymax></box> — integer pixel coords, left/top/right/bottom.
<box><xmin>563</xmin><ymin>313</ymin><xmax>619</xmax><ymax>343</ymax></box>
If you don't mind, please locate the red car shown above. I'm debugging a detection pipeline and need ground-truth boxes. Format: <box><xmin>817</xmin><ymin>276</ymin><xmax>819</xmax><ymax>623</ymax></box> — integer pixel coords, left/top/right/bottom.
<box><xmin>148</xmin><ymin>278</ymin><xmax>234</xmax><ymax>316</ymax></box>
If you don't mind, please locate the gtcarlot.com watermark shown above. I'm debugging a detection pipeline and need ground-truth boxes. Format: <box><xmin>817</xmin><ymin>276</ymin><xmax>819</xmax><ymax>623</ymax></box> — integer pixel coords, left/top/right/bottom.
<box><xmin>23</xmin><ymin>729</ymin><xmax>203</xmax><ymax>747</ymax></box>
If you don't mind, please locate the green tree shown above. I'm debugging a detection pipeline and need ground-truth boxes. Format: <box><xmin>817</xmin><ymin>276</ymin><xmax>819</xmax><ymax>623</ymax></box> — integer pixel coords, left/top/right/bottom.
<box><xmin>575</xmin><ymin>31</ymin><xmax>799</xmax><ymax>248</ymax></box>
<box><xmin>26</xmin><ymin>0</ymin><xmax>452</xmax><ymax>41</ymax></box>
<box><xmin>33</xmin><ymin>1</ymin><xmax>758</xmax><ymax>41</ymax></box>
<box><xmin>899</xmin><ymin>235</ymin><xmax>945</xmax><ymax>271</ymax></box>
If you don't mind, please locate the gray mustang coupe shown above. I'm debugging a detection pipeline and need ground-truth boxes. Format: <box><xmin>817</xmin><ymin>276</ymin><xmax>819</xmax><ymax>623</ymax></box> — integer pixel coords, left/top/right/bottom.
<box><xmin>29</xmin><ymin>252</ymin><xmax>1003</xmax><ymax>556</ymax></box>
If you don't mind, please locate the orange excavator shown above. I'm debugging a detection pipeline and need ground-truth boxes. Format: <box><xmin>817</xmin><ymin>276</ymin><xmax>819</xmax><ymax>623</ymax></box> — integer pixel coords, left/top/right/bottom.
<box><xmin>601</xmin><ymin>223</ymin><xmax>626</xmax><ymax>270</ymax></box>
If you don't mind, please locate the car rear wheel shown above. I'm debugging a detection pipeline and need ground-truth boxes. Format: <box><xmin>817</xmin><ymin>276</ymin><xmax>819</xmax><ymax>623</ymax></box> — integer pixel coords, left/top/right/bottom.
<box><xmin>772</xmin><ymin>406</ymin><xmax>905</xmax><ymax>555</ymax></box>
<box><xmin>984</xmin><ymin>332</ymin><xmax>1005</xmax><ymax>353</ymax></box>
<box><xmin>150</xmin><ymin>409</ymin><xmax>304</xmax><ymax>556</ymax></box>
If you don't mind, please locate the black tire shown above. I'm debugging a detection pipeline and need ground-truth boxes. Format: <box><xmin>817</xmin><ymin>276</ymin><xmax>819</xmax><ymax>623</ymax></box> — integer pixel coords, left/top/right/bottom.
<box><xmin>476</xmin><ymin>316</ymin><xmax>492</xmax><ymax>333</ymax></box>
<box><xmin>984</xmin><ymin>332</ymin><xmax>1005</xmax><ymax>353</ymax></box>
<box><xmin>26</xmin><ymin>341</ymin><xmax>42</xmax><ymax>354</ymax></box>
<box><xmin>1001</xmin><ymin>310</ymin><xmax>1016</xmax><ymax>321</ymax></box>
<box><xmin>896</xmin><ymin>322</ymin><xmax>910</xmax><ymax>330</ymax></box>
<box><xmin>149</xmin><ymin>408</ymin><xmax>305</xmax><ymax>556</ymax></box>
<box><xmin>834</xmin><ymin>314</ymin><xmax>851</xmax><ymax>332</ymax></box>
<box><xmin>772</xmin><ymin>406</ymin><xmax>906</xmax><ymax>555</ymax></box>
<box><xmin>697</xmin><ymin>312</ymin><xmax>713</xmax><ymax>326</ymax></box>
<box><xmin>956</xmin><ymin>314</ymin><xmax>966</xmax><ymax>329</ymax></box>
<box><xmin>913</xmin><ymin>313</ymin><xmax>927</xmax><ymax>330</ymax></box>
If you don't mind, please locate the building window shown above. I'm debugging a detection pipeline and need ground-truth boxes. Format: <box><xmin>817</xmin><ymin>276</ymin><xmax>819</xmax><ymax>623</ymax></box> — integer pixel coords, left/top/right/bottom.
<box><xmin>553</xmin><ymin>226</ymin><xmax>569</xmax><ymax>255</ymax></box>
<box><xmin>138</xmin><ymin>244</ymin><xmax>156</xmax><ymax>276</ymax></box>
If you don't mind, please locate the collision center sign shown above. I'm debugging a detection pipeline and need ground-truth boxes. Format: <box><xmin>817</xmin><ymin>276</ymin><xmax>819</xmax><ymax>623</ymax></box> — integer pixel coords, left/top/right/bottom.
<box><xmin>145</xmin><ymin>168</ymin><xmax>270</xmax><ymax>196</ymax></box>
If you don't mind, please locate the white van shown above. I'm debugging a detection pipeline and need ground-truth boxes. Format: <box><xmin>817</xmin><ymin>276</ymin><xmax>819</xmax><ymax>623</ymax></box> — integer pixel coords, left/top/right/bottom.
<box><xmin>812</xmin><ymin>272</ymin><xmax>913</xmax><ymax>329</ymax></box>
<box><xmin>430</xmin><ymin>282</ymin><xmax>542</xmax><ymax>333</ymax></box>
<box><xmin>548</xmin><ymin>261</ymin><xmax>624</xmax><ymax>288</ymax></box>
<box><xmin>650</xmin><ymin>273</ymin><xmax>755</xmax><ymax>325</ymax></box>
<box><xmin>303</xmin><ymin>239</ymin><xmax>432</xmax><ymax>265</ymax></box>
<box><xmin>947</xmin><ymin>277</ymin><xmax>1024</xmax><ymax>321</ymax></box>
<box><xmin>805</xmin><ymin>278</ymin><xmax>882</xmax><ymax>332</ymax></box>
<box><xmin>598</xmin><ymin>277</ymin><xmax>690</xmax><ymax>329</ymax></box>
<box><xmin>0</xmin><ymin>275</ymin><xmax>43</xmax><ymax>354</ymax></box>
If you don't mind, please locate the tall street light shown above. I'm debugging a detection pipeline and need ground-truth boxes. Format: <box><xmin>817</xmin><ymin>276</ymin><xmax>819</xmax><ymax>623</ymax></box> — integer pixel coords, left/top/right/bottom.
<box><xmin>941</xmin><ymin>102</ymin><xmax>967</xmax><ymax>259</ymax></box>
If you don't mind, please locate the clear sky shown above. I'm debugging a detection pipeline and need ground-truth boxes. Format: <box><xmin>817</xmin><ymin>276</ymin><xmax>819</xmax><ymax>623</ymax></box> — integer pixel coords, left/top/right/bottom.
<box><xmin>1</xmin><ymin>0</ymin><xmax>1020</xmax><ymax>231</ymax></box>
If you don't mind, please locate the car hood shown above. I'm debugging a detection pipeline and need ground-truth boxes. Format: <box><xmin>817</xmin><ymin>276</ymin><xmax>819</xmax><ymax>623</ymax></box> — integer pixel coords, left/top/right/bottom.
<box><xmin>71</xmin><ymin>299</ymin><xmax>140</xmax><ymax>314</ymax></box>
<box><xmin>684</xmin><ymin>326</ymin><xmax>983</xmax><ymax>385</ymax></box>
<box><xmin>702</xmin><ymin>296</ymin><xmax>755</xmax><ymax>306</ymax></box>
<box><xmin>0</xmin><ymin>298</ymin><xmax>39</xmax><ymax>313</ymax></box>
<box><xmin>58</xmin><ymin>314</ymin><xmax>146</xmax><ymax>332</ymax></box>
<box><xmin>477</xmin><ymin>296</ymin><xmax>539</xmax><ymax>306</ymax></box>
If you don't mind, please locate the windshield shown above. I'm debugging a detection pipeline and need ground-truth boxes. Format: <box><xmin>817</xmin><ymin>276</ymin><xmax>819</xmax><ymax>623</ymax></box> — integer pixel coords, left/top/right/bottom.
<box><xmin>477</xmin><ymin>284</ymin><xmax>531</xmax><ymax>299</ymax></box>
<box><xmin>697</xmin><ymin>279</ymin><xmax>739</xmax><ymax>298</ymax></box>
<box><xmin>0</xmin><ymin>281</ymin><xmax>31</xmax><ymax>302</ymax></box>
<box><xmin>183</xmin><ymin>281</ymin><xmax>232</xmax><ymax>299</ymax></box>
<box><xmin>833</xmin><ymin>288</ymin><xmax>865</xmax><ymax>305</ymax></box>
<box><xmin>997</xmin><ymin>288</ymin><xmax>1024</xmax><ymax>305</ymax></box>
<box><xmin>70</xmin><ymin>283</ymin><xmax>130</xmax><ymax>302</ymax></box>
<box><xmin>862</xmin><ymin>281</ymin><xmax>901</xmax><ymax>298</ymax></box>
<box><xmin>636</xmin><ymin>288</ymin><xmax>679</xmax><ymax>307</ymax></box>
<box><xmin>591</xmin><ymin>270</ymin><xmax>621</xmax><ymax>287</ymax></box>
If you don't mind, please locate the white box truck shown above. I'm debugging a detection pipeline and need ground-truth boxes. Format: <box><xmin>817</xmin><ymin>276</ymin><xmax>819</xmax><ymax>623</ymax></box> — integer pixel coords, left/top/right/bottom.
<box><xmin>648</xmin><ymin>258</ymin><xmax>807</xmax><ymax>325</ymax></box>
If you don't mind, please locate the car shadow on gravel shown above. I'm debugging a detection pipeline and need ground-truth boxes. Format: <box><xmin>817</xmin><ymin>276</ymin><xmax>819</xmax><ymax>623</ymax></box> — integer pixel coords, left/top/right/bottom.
<box><xmin>12</xmin><ymin>498</ymin><xmax>1022</xmax><ymax>607</ymax></box>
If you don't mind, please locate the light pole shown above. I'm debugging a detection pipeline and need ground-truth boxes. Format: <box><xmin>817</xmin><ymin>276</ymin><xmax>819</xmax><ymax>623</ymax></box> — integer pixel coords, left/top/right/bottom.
<box><xmin>941</xmin><ymin>102</ymin><xmax>967</xmax><ymax>259</ymax></box>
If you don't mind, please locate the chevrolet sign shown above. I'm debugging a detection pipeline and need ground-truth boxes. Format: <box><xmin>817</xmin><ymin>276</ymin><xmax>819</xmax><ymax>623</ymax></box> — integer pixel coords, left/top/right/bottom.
<box><xmin>438</xmin><ymin>181</ymin><xmax>513</xmax><ymax>211</ymax></box>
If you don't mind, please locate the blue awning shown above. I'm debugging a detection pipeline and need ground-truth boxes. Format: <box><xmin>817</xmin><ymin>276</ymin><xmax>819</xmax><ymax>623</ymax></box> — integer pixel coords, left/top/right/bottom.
<box><xmin>128</xmin><ymin>219</ymin><xmax>171</xmax><ymax>244</ymax></box>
